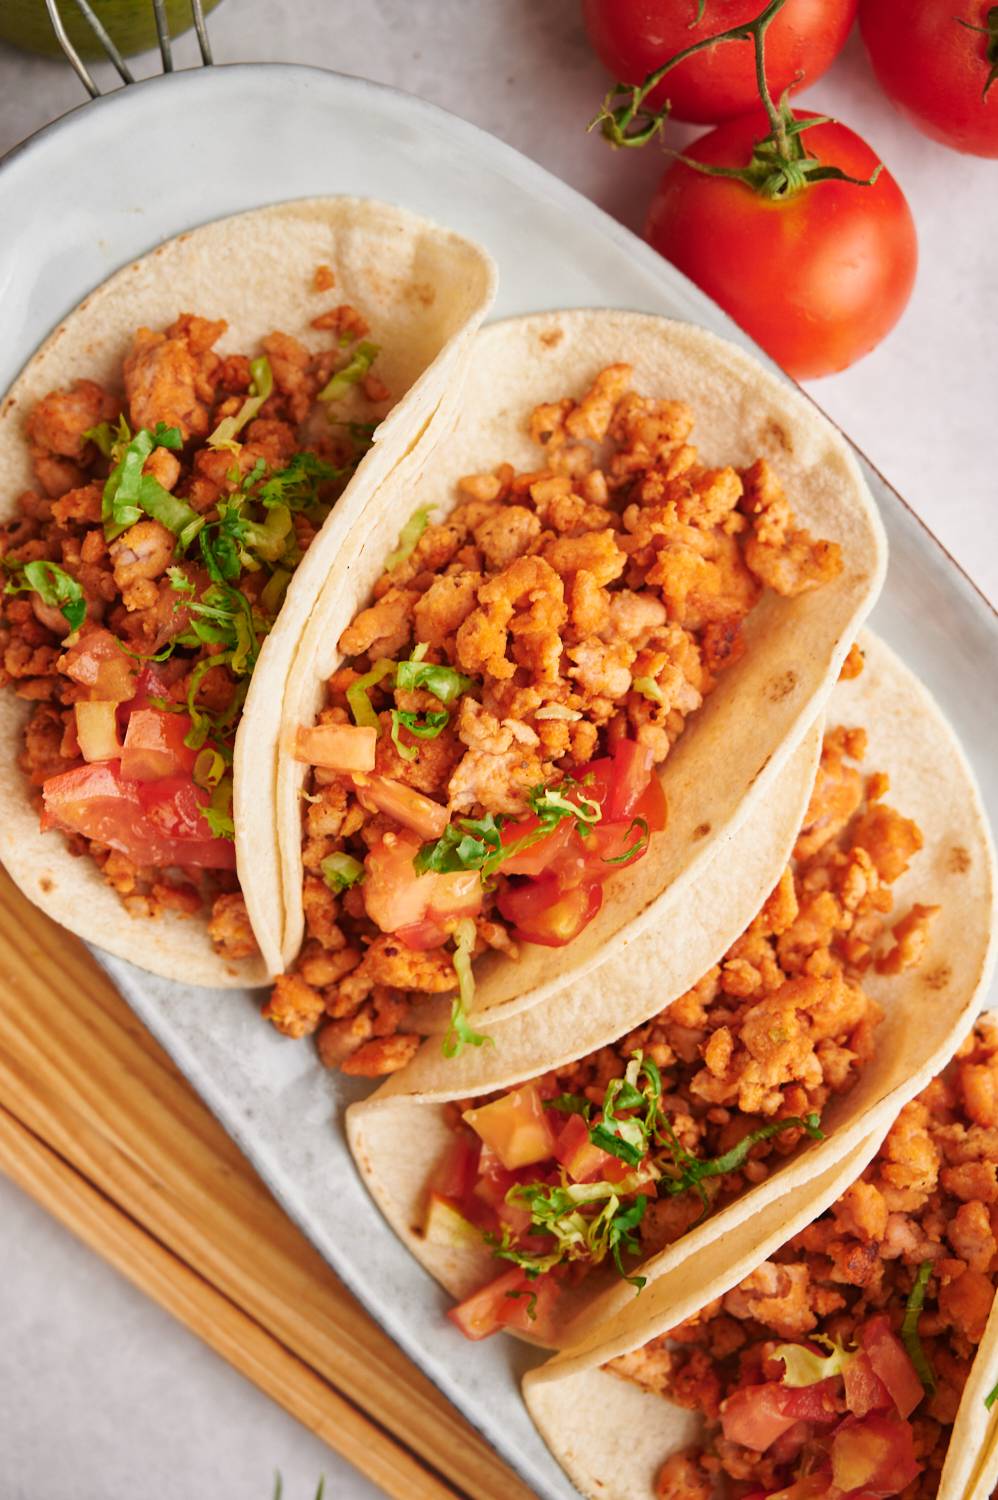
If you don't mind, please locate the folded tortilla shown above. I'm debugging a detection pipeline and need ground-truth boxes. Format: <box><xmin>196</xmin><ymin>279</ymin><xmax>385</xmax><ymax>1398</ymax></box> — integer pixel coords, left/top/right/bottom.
<box><xmin>0</xmin><ymin>197</ymin><xmax>495</xmax><ymax>986</ymax></box>
<box><xmin>523</xmin><ymin>1132</ymin><xmax>998</xmax><ymax>1500</ymax></box>
<box><xmin>346</xmin><ymin>633</ymin><xmax>996</xmax><ymax>1347</ymax></box>
<box><xmin>274</xmin><ymin>309</ymin><xmax>886</xmax><ymax>1031</ymax></box>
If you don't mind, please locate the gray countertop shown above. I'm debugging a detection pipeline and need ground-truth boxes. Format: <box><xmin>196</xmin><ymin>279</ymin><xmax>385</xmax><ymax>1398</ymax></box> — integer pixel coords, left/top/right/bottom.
<box><xmin>1</xmin><ymin>4</ymin><xmax>994</xmax><ymax>1497</ymax></box>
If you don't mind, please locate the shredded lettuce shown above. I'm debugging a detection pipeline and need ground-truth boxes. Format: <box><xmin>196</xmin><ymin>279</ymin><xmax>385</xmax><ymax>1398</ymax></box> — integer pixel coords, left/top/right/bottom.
<box><xmin>320</xmin><ymin>852</ymin><xmax>365</xmax><ymax>894</ymax></box>
<box><xmin>394</xmin><ymin>656</ymin><xmax>474</xmax><ymax>706</ymax></box>
<box><xmin>442</xmin><ymin>917</ymin><xmax>491</xmax><ymax>1059</ymax></box>
<box><xmin>100</xmin><ymin>423</ymin><xmax>193</xmax><ymax>541</ymax></box>
<box><xmin>384</xmin><ymin>506</ymin><xmax>433</xmax><ymax>573</ymax></box>
<box><xmin>318</xmin><ymin>341</ymin><xmax>380</xmax><ymax>402</ymax></box>
<box><xmin>774</xmin><ymin>1336</ymin><xmax>856</xmax><ymax>1387</ymax></box>
<box><xmin>346</xmin><ymin>658</ymin><xmax>397</xmax><ymax>728</ymax></box>
<box><xmin>632</xmin><ymin>674</ymin><xmax>666</xmax><ymax>706</ymax></box>
<box><xmin>207</xmin><ymin>357</ymin><xmax>274</xmax><ymax>452</ymax></box>
<box><xmin>902</xmin><ymin>1260</ymin><xmax>937</xmax><ymax>1395</ymax></box>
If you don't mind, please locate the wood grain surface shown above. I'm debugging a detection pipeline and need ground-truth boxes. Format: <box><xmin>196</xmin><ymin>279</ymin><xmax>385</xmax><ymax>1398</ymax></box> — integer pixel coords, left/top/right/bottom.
<box><xmin>0</xmin><ymin>868</ymin><xmax>534</xmax><ymax>1500</ymax></box>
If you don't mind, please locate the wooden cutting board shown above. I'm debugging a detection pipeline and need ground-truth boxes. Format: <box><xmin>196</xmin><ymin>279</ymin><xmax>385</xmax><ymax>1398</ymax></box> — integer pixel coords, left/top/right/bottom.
<box><xmin>0</xmin><ymin>867</ymin><xmax>534</xmax><ymax>1500</ymax></box>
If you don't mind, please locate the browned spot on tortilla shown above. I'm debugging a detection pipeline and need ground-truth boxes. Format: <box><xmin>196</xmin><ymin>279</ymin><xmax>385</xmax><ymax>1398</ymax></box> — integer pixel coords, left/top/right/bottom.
<box><xmin>410</xmin><ymin>280</ymin><xmax>436</xmax><ymax>307</ymax></box>
<box><xmin>947</xmin><ymin>845</ymin><xmax>971</xmax><ymax>874</ymax></box>
<box><xmin>539</xmin><ymin>327</ymin><xmax>564</xmax><ymax>348</ymax></box>
<box><xmin>692</xmin><ymin>822</ymin><xmax>711</xmax><ymax>840</ymax></box>
<box><xmin>767</xmin><ymin>669</ymin><xmax>798</xmax><ymax>702</ymax></box>
<box><xmin>39</xmin><ymin>877</ymin><xmax>53</xmax><ymax>893</ymax></box>
<box><xmin>924</xmin><ymin>964</ymin><xmax>952</xmax><ymax>992</ymax></box>
<box><xmin>764</xmin><ymin>418</ymin><xmax>792</xmax><ymax>454</ymax></box>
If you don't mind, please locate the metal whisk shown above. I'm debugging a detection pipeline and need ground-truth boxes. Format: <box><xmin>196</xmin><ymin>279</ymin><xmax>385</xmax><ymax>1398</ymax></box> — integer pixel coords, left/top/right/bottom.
<box><xmin>42</xmin><ymin>0</ymin><xmax>213</xmax><ymax>97</ymax></box>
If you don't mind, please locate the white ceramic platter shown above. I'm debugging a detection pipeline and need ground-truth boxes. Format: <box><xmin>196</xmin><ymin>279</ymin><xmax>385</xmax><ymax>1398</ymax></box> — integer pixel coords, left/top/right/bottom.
<box><xmin>1</xmin><ymin>65</ymin><xmax>994</xmax><ymax>1500</ymax></box>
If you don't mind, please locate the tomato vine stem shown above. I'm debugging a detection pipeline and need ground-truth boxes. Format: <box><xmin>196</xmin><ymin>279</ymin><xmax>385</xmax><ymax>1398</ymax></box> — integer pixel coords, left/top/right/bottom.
<box><xmin>589</xmin><ymin>0</ymin><xmax>883</xmax><ymax>200</ymax></box>
<box><xmin>957</xmin><ymin>5</ymin><xmax>998</xmax><ymax>98</ymax></box>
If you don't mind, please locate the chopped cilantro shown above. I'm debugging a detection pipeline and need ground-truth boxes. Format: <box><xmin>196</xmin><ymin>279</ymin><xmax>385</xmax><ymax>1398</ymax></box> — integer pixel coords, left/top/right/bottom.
<box><xmin>4</xmin><ymin>559</ymin><xmax>85</xmax><ymax>637</ymax></box>
<box><xmin>601</xmin><ymin>816</ymin><xmax>649</xmax><ymax>865</ymax></box>
<box><xmin>414</xmin><ymin>775</ymin><xmax>600</xmax><ymax>882</ymax></box>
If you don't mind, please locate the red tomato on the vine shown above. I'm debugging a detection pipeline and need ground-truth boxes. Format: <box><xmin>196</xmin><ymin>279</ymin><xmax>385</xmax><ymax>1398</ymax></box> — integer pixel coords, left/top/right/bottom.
<box><xmin>645</xmin><ymin>111</ymin><xmax>918</xmax><ymax>378</ymax></box>
<box><xmin>860</xmin><ymin>0</ymin><xmax>998</xmax><ymax>158</ymax></box>
<box><xmin>581</xmin><ymin>0</ymin><xmax>858</xmax><ymax>123</ymax></box>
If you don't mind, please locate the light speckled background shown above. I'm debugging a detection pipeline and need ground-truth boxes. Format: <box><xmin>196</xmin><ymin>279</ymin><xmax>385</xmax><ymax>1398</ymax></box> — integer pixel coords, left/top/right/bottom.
<box><xmin>0</xmin><ymin>3</ymin><xmax>994</xmax><ymax>1497</ymax></box>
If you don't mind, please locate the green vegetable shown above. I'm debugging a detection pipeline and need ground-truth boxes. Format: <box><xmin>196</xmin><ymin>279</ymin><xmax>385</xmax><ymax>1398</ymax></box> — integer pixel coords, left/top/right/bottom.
<box><xmin>504</xmin><ymin>1288</ymin><xmax>539</xmax><ymax>1321</ymax></box>
<box><xmin>589</xmin><ymin>1054</ymin><xmax>662</xmax><ymax>1167</ymax></box>
<box><xmin>320</xmin><ymin>852</ymin><xmax>365</xmax><ymax>894</ymax></box>
<box><xmin>414</xmin><ymin>775</ymin><xmax>601</xmax><ymax>882</ymax></box>
<box><xmin>632</xmin><ymin>675</ymin><xmax>666</xmax><ymax>706</ymax></box>
<box><xmin>384</xmin><ymin>506</ymin><xmax>433</xmax><ymax>573</ymax></box>
<box><xmin>318</xmin><ymin>341</ymin><xmax>380</xmax><ymax>402</ymax></box>
<box><xmin>774</xmin><ymin>1335</ymin><xmax>856</xmax><ymax>1387</ymax></box>
<box><xmin>902</xmin><ymin>1260</ymin><xmax>937</xmax><ymax>1396</ymax></box>
<box><xmin>4</xmin><ymin>559</ymin><xmax>86</xmax><ymax>636</ymax></box>
<box><xmin>193</xmin><ymin>747</ymin><xmax>226</xmax><ymax>790</ymax></box>
<box><xmin>656</xmin><ymin>1109</ymin><xmax>823</xmax><ymax>1226</ymax></box>
<box><xmin>528</xmin><ymin>779</ymin><xmax>602</xmax><ymax>836</ymax></box>
<box><xmin>495</xmin><ymin>1178</ymin><xmax>650</xmax><ymax>1289</ymax></box>
<box><xmin>203</xmin><ymin>776</ymin><xmax>235</xmax><ymax>840</ymax></box>
<box><xmin>100</xmin><ymin>423</ymin><xmax>191</xmax><ymax>541</ymax></box>
<box><xmin>602</xmin><ymin>817</ymin><xmax>650</xmax><ymax>865</ymax></box>
<box><xmin>389</xmin><ymin>708</ymin><xmax>449</xmax><ymax>762</ymax></box>
<box><xmin>394</xmin><ymin>657</ymin><xmax>474</xmax><ymax>706</ymax></box>
<box><xmin>442</xmin><ymin>918</ymin><xmax>491</xmax><ymax>1059</ymax></box>
<box><xmin>254</xmin><ymin>450</ymin><xmax>343</xmax><ymax>511</ymax></box>
<box><xmin>986</xmin><ymin>1380</ymin><xmax>998</xmax><ymax>1412</ymax></box>
<box><xmin>346</xmin><ymin>658</ymin><xmax>397</xmax><ymax>728</ymax></box>
<box><xmin>207</xmin><ymin>356</ymin><xmax>273</xmax><ymax>452</ymax></box>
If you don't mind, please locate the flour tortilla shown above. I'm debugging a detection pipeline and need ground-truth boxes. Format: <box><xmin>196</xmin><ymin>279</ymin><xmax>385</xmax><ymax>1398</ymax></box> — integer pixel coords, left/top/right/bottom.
<box><xmin>346</xmin><ymin>632</ymin><xmax>997</xmax><ymax>1351</ymax></box>
<box><xmin>276</xmin><ymin>309</ymin><xmax>886</xmax><ymax>1033</ymax></box>
<box><xmin>524</xmin><ymin>1107</ymin><xmax>998</xmax><ymax>1500</ymax></box>
<box><xmin>0</xmin><ymin>197</ymin><xmax>495</xmax><ymax>987</ymax></box>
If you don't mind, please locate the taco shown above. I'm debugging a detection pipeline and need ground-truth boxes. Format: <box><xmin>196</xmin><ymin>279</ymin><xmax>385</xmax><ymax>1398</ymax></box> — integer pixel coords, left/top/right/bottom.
<box><xmin>0</xmin><ymin>198</ymin><xmax>495</xmax><ymax>986</ymax></box>
<box><xmin>346</xmin><ymin>633</ymin><xmax>996</xmax><ymax>1348</ymax></box>
<box><xmin>524</xmin><ymin>1014</ymin><xmax>998</xmax><ymax>1500</ymax></box>
<box><xmin>262</xmin><ymin>309</ymin><xmax>884</xmax><ymax>1076</ymax></box>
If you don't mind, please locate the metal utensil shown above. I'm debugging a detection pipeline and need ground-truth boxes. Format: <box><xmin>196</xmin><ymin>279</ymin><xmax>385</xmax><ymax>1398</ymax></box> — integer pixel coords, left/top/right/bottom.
<box><xmin>43</xmin><ymin>0</ymin><xmax>212</xmax><ymax>96</ymax></box>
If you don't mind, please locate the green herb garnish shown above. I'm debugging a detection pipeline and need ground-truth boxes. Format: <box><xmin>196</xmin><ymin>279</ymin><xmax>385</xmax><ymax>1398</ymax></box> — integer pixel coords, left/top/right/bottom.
<box><xmin>208</xmin><ymin>356</ymin><xmax>273</xmax><ymax>452</ymax></box>
<box><xmin>601</xmin><ymin>817</ymin><xmax>649</xmax><ymax>865</ymax></box>
<box><xmin>100</xmin><ymin>422</ymin><xmax>192</xmax><ymax>541</ymax></box>
<box><xmin>902</xmin><ymin>1260</ymin><xmax>937</xmax><ymax>1396</ymax></box>
<box><xmin>320</xmin><ymin>852</ymin><xmax>365</xmax><ymax>894</ymax></box>
<box><xmin>318</xmin><ymin>341</ymin><xmax>380</xmax><ymax>402</ymax></box>
<box><xmin>4</xmin><ymin>559</ymin><xmax>86</xmax><ymax>636</ymax></box>
<box><xmin>389</xmin><ymin>708</ymin><xmax>449</xmax><ymax>762</ymax></box>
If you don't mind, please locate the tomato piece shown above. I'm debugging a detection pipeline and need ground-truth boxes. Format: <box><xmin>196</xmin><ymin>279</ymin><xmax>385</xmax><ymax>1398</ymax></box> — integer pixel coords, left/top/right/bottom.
<box><xmin>431</xmin><ymin>1135</ymin><xmax>481</xmax><ymax>1204</ymax></box>
<box><xmin>61</xmin><ymin>628</ymin><xmax>137</xmax><ymax>702</ymax></box>
<box><xmin>362</xmin><ymin>833</ymin><xmax>435</xmax><ymax>933</ymax></box>
<box><xmin>497</xmin><ymin>874</ymin><xmax>603</xmax><ymax>947</ymax></box>
<box><xmin>74</xmin><ymin>701</ymin><xmax>123</xmax><ymax>762</ymax></box>
<box><xmin>860</xmin><ymin>0</ymin><xmax>998</xmax><ymax>159</ymax></box>
<box><xmin>395</xmin><ymin>917</ymin><xmax>452</xmax><ymax>951</ymax></box>
<box><xmin>721</xmin><ymin>1379</ymin><xmax>838</xmax><ymax>1451</ymax></box>
<box><xmin>843</xmin><ymin>1350</ymin><xmax>893</xmax><ymax>1419</ymax></box>
<box><xmin>129</xmin><ymin>661</ymin><xmax>185</xmax><ymax>713</ymax></box>
<box><xmin>774</xmin><ymin>1378</ymin><xmax>841</xmax><ymax>1424</ymax></box>
<box><xmin>294</xmin><ymin>722</ymin><xmax>377</xmax><ymax>772</ymax></box>
<box><xmin>606</xmin><ymin>738</ymin><xmax>654</xmax><ymax>820</ymax></box>
<box><xmin>582</xmin><ymin>0</ymin><xmax>857</xmax><ymax>125</ymax></box>
<box><xmin>645</xmin><ymin>112</ymin><xmax>918</xmax><ymax>380</ymax></box>
<box><xmin>861</xmin><ymin>1315</ymin><xmax>924</xmax><ymax>1419</ymax></box>
<box><xmin>120</xmin><ymin>708</ymin><xmax>198</xmax><ymax>782</ymax></box>
<box><xmin>830</xmin><ymin>1413</ymin><xmax>921</xmax><ymax>1495</ymax></box>
<box><xmin>463</xmin><ymin>1082</ymin><xmax>557</xmax><ymax>1170</ymax></box>
<box><xmin>633</xmin><ymin>768</ymin><xmax>668</xmax><ymax>833</ymax></box>
<box><xmin>498</xmin><ymin>814</ymin><xmax>576</xmax><ymax>877</ymax></box>
<box><xmin>422</xmin><ymin>1192</ymin><xmax>480</xmax><ymax>1248</ymax></box>
<box><xmin>448</xmin><ymin>1267</ymin><xmax>559</xmax><ymax>1341</ymax></box>
<box><xmin>553</xmin><ymin>1112</ymin><xmax>616</xmax><ymax>1184</ymax></box>
<box><xmin>41</xmin><ymin>761</ymin><xmax>236</xmax><ymax>869</ymax></box>
<box><xmin>353</xmin><ymin>774</ymin><xmax>449</xmax><ymax>840</ymax></box>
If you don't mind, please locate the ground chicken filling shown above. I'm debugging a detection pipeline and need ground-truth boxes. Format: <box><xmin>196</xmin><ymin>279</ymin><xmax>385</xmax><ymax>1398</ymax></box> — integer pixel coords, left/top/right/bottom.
<box><xmin>422</xmin><ymin>698</ymin><xmax>941</xmax><ymax>1344</ymax></box>
<box><xmin>266</xmin><ymin>363</ymin><xmax>843</xmax><ymax>1076</ymax></box>
<box><xmin>0</xmin><ymin>298</ymin><xmax>389</xmax><ymax>959</ymax></box>
<box><xmin>608</xmin><ymin>1017</ymin><xmax>998</xmax><ymax>1500</ymax></box>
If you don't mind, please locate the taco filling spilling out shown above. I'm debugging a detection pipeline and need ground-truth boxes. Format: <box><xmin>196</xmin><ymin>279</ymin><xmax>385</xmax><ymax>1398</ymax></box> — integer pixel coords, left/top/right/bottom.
<box><xmin>0</xmin><ymin>304</ymin><xmax>389</xmax><ymax>962</ymax></box>
<box><xmin>268</xmin><ymin>363</ymin><xmax>842</xmax><ymax>1074</ymax></box>
<box><xmin>420</xmin><ymin>705</ymin><xmax>940</xmax><ymax>1342</ymax></box>
<box><xmin>607</xmin><ymin>1014</ymin><xmax>998</xmax><ymax>1500</ymax></box>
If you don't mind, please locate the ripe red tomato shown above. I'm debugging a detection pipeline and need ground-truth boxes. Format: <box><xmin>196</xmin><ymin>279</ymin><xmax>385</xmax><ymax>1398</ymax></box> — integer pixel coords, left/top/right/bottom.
<box><xmin>497</xmin><ymin>874</ymin><xmax>604</xmax><ymax>946</ymax></box>
<box><xmin>581</xmin><ymin>0</ymin><xmax>858</xmax><ymax>124</ymax></box>
<box><xmin>860</xmin><ymin>0</ymin><xmax>998</xmax><ymax>157</ymax></box>
<box><xmin>645</xmin><ymin>111</ymin><xmax>918</xmax><ymax>378</ymax></box>
<box><xmin>120</xmin><ymin>708</ymin><xmax>198</xmax><ymax>782</ymax></box>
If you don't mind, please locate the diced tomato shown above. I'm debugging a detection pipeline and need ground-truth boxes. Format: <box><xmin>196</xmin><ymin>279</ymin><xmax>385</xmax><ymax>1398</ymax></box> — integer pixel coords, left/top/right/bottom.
<box><xmin>74</xmin><ymin>701</ymin><xmax>123</xmax><ymax>763</ymax></box>
<box><xmin>62</xmin><ymin>628</ymin><xmax>137</xmax><ymax>703</ymax></box>
<box><xmin>421</xmin><ymin>1192</ymin><xmax>480</xmax><ymax>1248</ymax></box>
<box><xmin>463</xmin><ymin>1082</ymin><xmax>557</xmax><ymax>1170</ymax></box>
<box><xmin>861</xmin><ymin>1316</ymin><xmax>924</xmax><ymax>1420</ymax></box>
<box><xmin>293</xmin><ymin>722</ymin><xmax>377</xmax><ymax>772</ymax></box>
<box><xmin>497</xmin><ymin>874</ymin><xmax>603</xmax><ymax>947</ymax></box>
<box><xmin>721</xmin><ymin>1384</ymin><xmax>801</xmax><ymax>1452</ymax></box>
<box><xmin>498</xmin><ymin>814</ymin><xmax>576</xmax><ymax>878</ymax></box>
<box><xmin>721</xmin><ymin>1380</ymin><xmax>839</xmax><ymax>1452</ymax></box>
<box><xmin>830</xmin><ymin>1413</ymin><xmax>921</xmax><ymax>1496</ymax></box>
<box><xmin>396</xmin><ymin>917</ymin><xmax>452</xmax><ymax>950</ymax></box>
<box><xmin>553</xmin><ymin>1112</ymin><xmax>616</xmax><ymax>1184</ymax></box>
<box><xmin>430</xmin><ymin>869</ymin><xmax>483</xmax><ymax>923</ymax></box>
<box><xmin>843</xmin><ymin>1350</ymin><xmax>892</xmax><ymax>1419</ymax></box>
<box><xmin>605</xmin><ymin>738</ymin><xmax>654</xmax><ymax>820</ymax></box>
<box><xmin>633</xmin><ymin>767</ymin><xmax>668</xmax><ymax>833</ymax></box>
<box><xmin>353</xmin><ymin>773</ymin><xmax>448</xmax><ymax>840</ymax></box>
<box><xmin>120</xmin><ymin>708</ymin><xmax>198</xmax><ymax>782</ymax></box>
<box><xmin>448</xmin><ymin>1267</ymin><xmax>558</xmax><ymax>1341</ymax></box>
<box><xmin>363</xmin><ymin>834</ymin><xmax>435</xmax><ymax>933</ymax></box>
<box><xmin>430</xmin><ymin>1133</ymin><xmax>480</xmax><ymax>1201</ymax></box>
<box><xmin>129</xmin><ymin>661</ymin><xmax>184</xmax><ymax>713</ymax></box>
<box><xmin>41</xmin><ymin>761</ymin><xmax>236</xmax><ymax>869</ymax></box>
